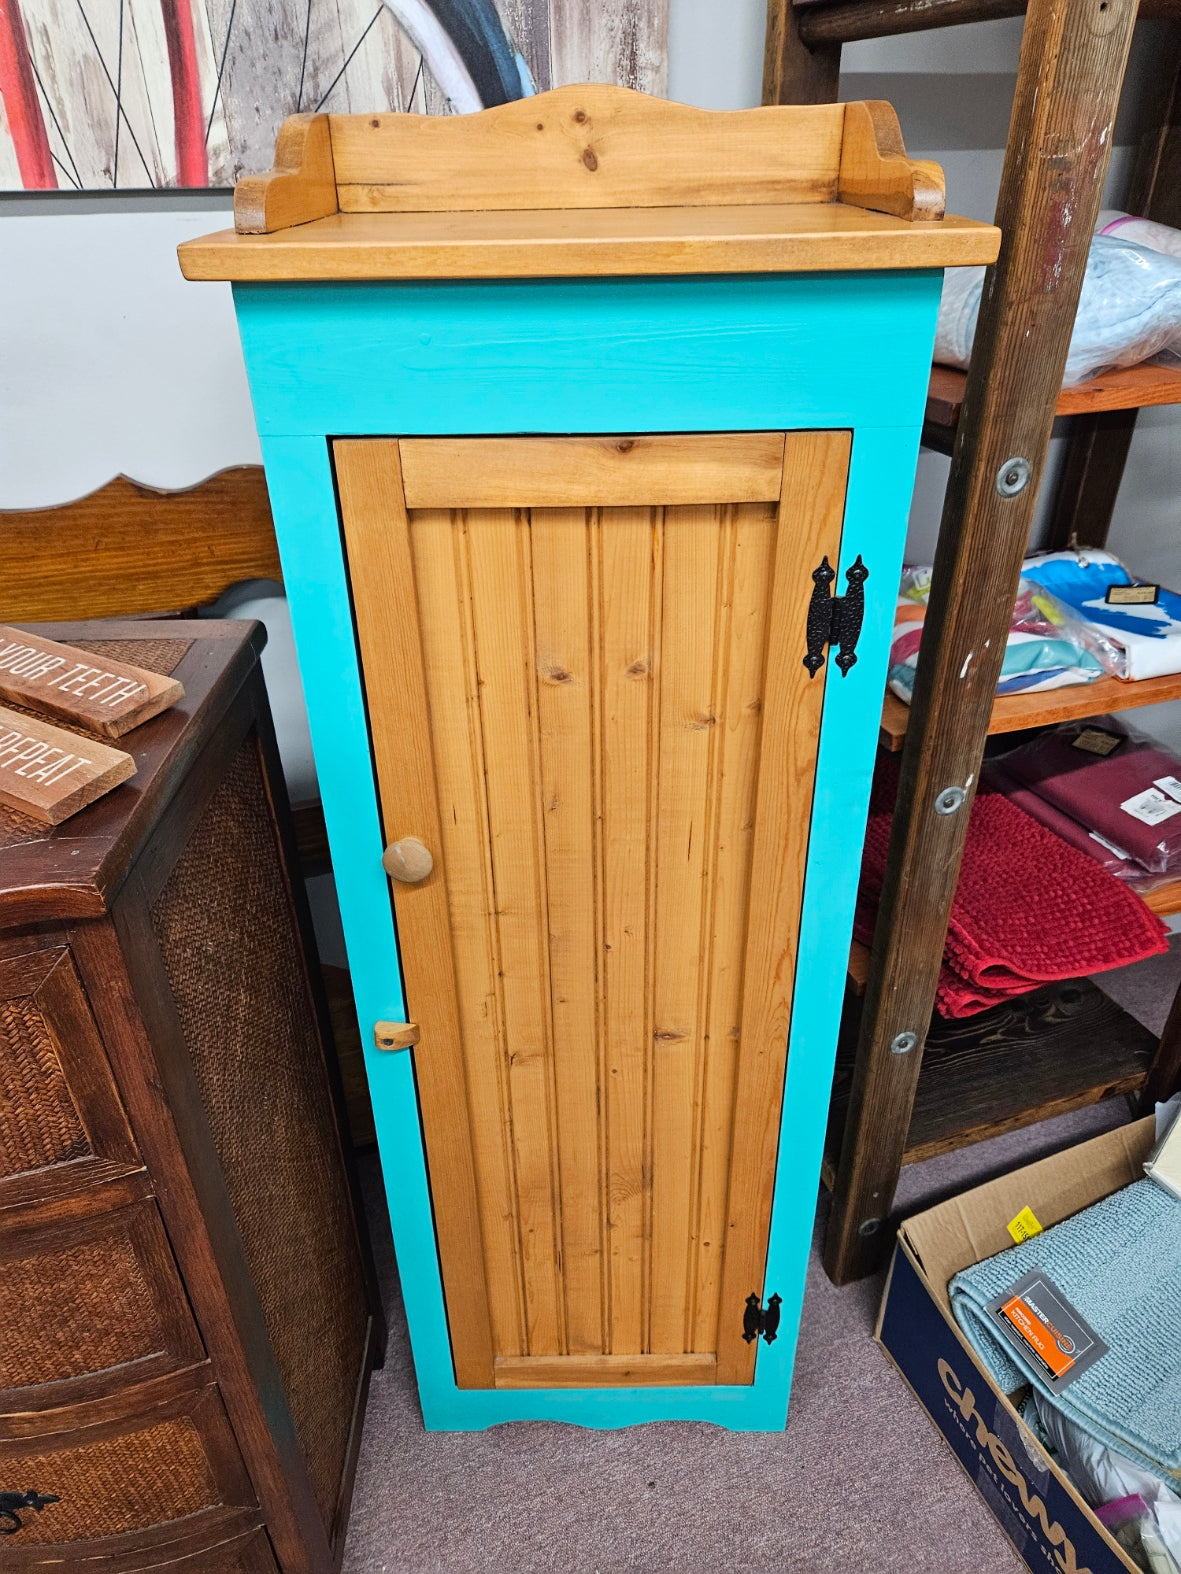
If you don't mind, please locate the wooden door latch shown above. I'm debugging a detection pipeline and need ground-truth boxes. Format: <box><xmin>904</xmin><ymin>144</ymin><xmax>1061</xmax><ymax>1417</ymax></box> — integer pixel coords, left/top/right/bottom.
<box><xmin>374</xmin><ymin>1021</ymin><xmax>420</xmax><ymax>1052</ymax></box>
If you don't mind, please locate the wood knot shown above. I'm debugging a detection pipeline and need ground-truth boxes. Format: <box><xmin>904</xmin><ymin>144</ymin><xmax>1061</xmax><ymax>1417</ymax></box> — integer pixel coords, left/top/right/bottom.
<box><xmin>626</xmin><ymin>658</ymin><xmax>649</xmax><ymax>678</ymax></box>
<box><xmin>689</xmin><ymin>711</ymin><xmax>717</xmax><ymax>730</ymax></box>
<box><xmin>536</xmin><ymin>122</ymin><xmax>544</xmax><ymax>131</ymax></box>
<box><xmin>582</xmin><ymin>146</ymin><xmax>598</xmax><ymax>172</ymax></box>
<box><xmin>654</xmin><ymin>1028</ymin><xmax>688</xmax><ymax>1044</ymax></box>
<box><xmin>369</xmin><ymin>117</ymin><xmax>380</xmax><ymax>128</ymax></box>
<box><xmin>616</xmin><ymin>438</ymin><xmax>635</xmax><ymax>452</ymax></box>
<box><xmin>573</xmin><ymin>109</ymin><xmax>587</xmax><ymax>123</ymax></box>
<box><xmin>544</xmin><ymin>664</ymin><xmax>573</xmax><ymax>684</ymax></box>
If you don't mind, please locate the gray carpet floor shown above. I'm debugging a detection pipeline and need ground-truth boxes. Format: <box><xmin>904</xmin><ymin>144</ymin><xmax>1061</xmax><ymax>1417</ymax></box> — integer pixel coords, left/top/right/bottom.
<box><xmin>341</xmin><ymin>940</ymin><xmax>1181</xmax><ymax>1573</ymax></box>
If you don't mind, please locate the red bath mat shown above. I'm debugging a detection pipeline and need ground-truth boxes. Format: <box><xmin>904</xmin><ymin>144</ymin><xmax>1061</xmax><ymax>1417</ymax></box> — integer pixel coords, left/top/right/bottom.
<box><xmin>854</xmin><ymin>754</ymin><xmax>1168</xmax><ymax>1018</ymax></box>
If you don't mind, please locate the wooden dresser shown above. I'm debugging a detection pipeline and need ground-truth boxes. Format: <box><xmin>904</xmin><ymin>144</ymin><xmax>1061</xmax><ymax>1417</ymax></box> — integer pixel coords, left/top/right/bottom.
<box><xmin>0</xmin><ymin>620</ymin><xmax>382</xmax><ymax>1572</ymax></box>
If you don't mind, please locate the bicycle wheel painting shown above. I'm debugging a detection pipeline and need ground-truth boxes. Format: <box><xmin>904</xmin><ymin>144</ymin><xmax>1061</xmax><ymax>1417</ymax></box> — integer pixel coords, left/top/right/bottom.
<box><xmin>0</xmin><ymin>0</ymin><xmax>667</xmax><ymax>189</ymax></box>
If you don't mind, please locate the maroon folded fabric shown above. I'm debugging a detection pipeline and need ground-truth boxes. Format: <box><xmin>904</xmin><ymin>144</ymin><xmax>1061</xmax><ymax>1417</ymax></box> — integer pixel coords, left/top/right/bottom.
<box><xmin>855</xmin><ymin>754</ymin><xmax>1168</xmax><ymax>1019</ymax></box>
<box><xmin>1000</xmin><ymin>718</ymin><xmax>1181</xmax><ymax>874</ymax></box>
<box><xmin>984</xmin><ymin>760</ymin><xmax>1145</xmax><ymax>880</ymax></box>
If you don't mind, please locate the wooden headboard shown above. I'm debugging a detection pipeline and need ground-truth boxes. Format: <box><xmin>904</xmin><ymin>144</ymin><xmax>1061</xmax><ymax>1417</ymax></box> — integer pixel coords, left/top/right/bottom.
<box><xmin>1</xmin><ymin>467</ymin><xmax>281</xmax><ymax>621</ymax></box>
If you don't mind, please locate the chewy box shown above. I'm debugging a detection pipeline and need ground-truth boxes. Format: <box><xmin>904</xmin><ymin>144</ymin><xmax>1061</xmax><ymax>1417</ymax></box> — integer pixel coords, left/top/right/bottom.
<box><xmin>877</xmin><ymin>1117</ymin><xmax>1158</xmax><ymax>1574</ymax></box>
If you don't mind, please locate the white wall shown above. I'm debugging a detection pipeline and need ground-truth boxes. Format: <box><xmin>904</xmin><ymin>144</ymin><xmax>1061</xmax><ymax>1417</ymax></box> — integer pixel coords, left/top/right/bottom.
<box><xmin>3</xmin><ymin>3</ymin><xmax>1178</xmax><ymax>740</ymax></box>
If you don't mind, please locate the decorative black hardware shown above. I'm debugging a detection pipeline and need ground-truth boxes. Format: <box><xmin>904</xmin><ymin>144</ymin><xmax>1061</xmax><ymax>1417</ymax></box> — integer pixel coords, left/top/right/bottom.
<box><xmin>741</xmin><ymin>1291</ymin><xmax>783</xmax><ymax>1345</ymax></box>
<box><xmin>0</xmin><ymin>1491</ymin><xmax>60</xmax><ymax>1535</ymax></box>
<box><xmin>803</xmin><ymin>554</ymin><xmax>869</xmax><ymax>678</ymax></box>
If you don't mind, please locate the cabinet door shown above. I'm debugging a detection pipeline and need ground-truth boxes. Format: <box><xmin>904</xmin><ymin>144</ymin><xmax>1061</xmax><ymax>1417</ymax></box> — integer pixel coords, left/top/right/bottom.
<box><xmin>336</xmin><ymin>431</ymin><xmax>851</xmax><ymax>1390</ymax></box>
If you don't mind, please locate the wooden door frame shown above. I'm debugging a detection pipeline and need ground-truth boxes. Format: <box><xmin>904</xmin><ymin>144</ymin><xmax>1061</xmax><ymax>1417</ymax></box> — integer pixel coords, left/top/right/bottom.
<box><xmin>233</xmin><ymin>268</ymin><xmax>941</xmax><ymax>1429</ymax></box>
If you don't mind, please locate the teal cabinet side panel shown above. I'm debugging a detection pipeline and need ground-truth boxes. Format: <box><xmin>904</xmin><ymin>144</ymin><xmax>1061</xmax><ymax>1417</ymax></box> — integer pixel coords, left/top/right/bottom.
<box><xmin>233</xmin><ymin>271</ymin><xmax>942</xmax><ymax>439</ymax></box>
<box><xmin>256</xmin><ymin>435</ymin><xmax>464</xmax><ymax>1427</ymax></box>
<box><xmin>242</xmin><ymin>271</ymin><xmax>941</xmax><ymax>1431</ymax></box>
<box><xmin>757</xmin><ymin>423</ymin><xmax>921</xmax><ymax>1426</ymax></box>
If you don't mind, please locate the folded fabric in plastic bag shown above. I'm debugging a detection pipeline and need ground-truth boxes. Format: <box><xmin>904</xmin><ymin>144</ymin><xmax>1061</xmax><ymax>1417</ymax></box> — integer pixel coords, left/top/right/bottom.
<box><xmin>949</xmin><ymin>1177</ymin><xmax>1181</xmax><ymax>1486</ymax></box>
<box><xmin>1098</xmin><ymin>211</ymin><xmax>1181</xmax><ymax>370</ymax></box>
<box><xmin>854</xmin><ymin>754</ymin><xmax>1167</xmax><ymax>1017</ymax></box>
<box><xmin>935</xmin><ymin>232</ymin><xmax>1181</xmax><ymax>385</ymax></box>
<box><xmin>1034</xmin><ymin>1395</ymin><xmax>1181</xmax><ymax>1570</ymax></box>
<box><xmin>1000</xmin><ymin>716</ymin><xmax>1181</xmax><ymax>874</ymax></box>
<box><xmin>888</xmin><ymin>566</ymin><xmax>1105</xmax><ymax>705</ymax></box>
<box><xmin>1022</xmin><ymin>549</ymin><xmax>1181</xmax><ymax>682</ymax></box>
<box><xmin>984</xmin><ymin>759</ymin><xmax>1146</xmax><ymax>878</ymax></box>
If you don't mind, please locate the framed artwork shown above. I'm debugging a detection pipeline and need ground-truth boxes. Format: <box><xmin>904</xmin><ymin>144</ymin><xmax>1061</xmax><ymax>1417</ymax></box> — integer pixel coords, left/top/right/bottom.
<box><xmin>0</xmin><ymin>0</ymin><xmax>667</xmax><ymax>190</ymax></box>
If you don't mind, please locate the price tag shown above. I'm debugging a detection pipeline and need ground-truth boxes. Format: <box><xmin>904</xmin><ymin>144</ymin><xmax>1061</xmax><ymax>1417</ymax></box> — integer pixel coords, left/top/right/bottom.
<box><xmin>1105</xmin><ymin>583</ymin><xmax>1159</xmax><ymax>606</ymax></box>
<box><xmin>1071</xmin><ymin>727</ymin><xmax>1123</xmax><ymax>757</ymax></box>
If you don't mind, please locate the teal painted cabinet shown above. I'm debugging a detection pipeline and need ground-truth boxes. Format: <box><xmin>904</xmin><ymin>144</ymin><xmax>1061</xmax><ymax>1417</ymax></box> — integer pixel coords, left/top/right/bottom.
<box><xmin>182</xmin><ymin>85</ymin><xmax>998</xmax><ymax>1431</ymax></box>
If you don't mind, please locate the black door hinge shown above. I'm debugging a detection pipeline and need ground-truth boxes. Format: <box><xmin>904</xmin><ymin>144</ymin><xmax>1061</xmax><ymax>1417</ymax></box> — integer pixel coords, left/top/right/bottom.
<box><xmin>742</xmin><ymin>1291</ymin><xmax>783</xmax><ymax>1345</ymax></box>
<box><xmin>803</xmin><ymin>554</ymin><xmax>868</xmax><ymax>678</ymax></box>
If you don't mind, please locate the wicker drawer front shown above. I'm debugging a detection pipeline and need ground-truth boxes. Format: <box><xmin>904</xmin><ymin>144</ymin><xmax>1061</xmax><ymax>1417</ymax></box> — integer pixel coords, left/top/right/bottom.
<box><xmin>0</xmin><ymin>949</ymin><xmax>138</xmax><ymax>1198</ymax></box>
<box><xmin>0</xmin><ymin>1386</ymin><xmax>255</xmax><ymax>1547</ymax></box>
<box><xmin>0</xmin><ymin>1202</ymin><xmax>204</xmax><ymax>1400</ymax></box>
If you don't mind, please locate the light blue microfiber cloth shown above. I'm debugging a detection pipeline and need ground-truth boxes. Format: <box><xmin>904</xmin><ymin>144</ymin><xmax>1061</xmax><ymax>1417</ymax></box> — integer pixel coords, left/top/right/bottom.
<box><xmin>949</xmin><ymin>1178</ymin><xmax>1181</xmax><ymax>1486</ymax></box>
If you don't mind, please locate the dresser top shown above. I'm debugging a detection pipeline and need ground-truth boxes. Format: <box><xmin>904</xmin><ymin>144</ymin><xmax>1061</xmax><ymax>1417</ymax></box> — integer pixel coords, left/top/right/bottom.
<box><xmin>178</xmin><ymin>87</ymin><xmax>999</xmax><ymax>283</ymax></box>
<box><xmin>0</xmin><ymin>621</ymin><xmax>265</xmax><ymax>923</ymax></box>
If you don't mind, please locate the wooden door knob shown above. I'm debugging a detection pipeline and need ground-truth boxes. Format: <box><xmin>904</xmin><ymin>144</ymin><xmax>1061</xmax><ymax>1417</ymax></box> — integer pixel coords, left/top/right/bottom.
<box><xmin>382</xmin><ymin>837</ymin><xmax>434</xmax><ymax>883</ymax></box>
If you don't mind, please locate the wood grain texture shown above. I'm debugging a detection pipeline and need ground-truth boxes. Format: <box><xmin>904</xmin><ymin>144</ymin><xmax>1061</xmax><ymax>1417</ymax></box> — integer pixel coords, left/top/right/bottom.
<box><xmin>332</xmin><ymin>440</ymin><xmax>497</xmax><ymax>1389</ymax></box>
<box><xmin>1047</xmin><ymin>53</ymin><xmax>1181</xmax><ymax>553</ymax></box>
<box><xmin>0</xmin><ymin>626</ymin><xmax>184</xmax><ymax>739</ymax></box>
<box><xmin>828</xmin><ymin>977</ymin><xmax>1157</xmax><ymax>1167</ymax></box>
<box><xmin>548</xmin><ymin>1</ymin><xmax>669</xmax><ymax>98</ymax></box>
<box><xmin>0</xmin><ymin>471</ymin><xmax>281</xmax><ymax>622</ymax></box>
<box><xmin>1044</xmin><ymin>407</ymin><xmax>1138</xmax><ymax>551</ymax></box>
<box><xmin>824</xmin><ymin>0</ymin><xmax>1140</xmax><ymax>1286</ymax></box>
<box><xmin>181</xmin><ymin>201</ymin><xmax>999</xmax><ymax>282</ymax></box>
<box><xmin>925</xmin><ymin>361</ymin><xmax>1181</xmax><ymax>437</ymax></box>
<box><xmin>235</xmin><ymin>113</ymin><xmax>338</xmax><ymax>235</ymax></box>
<box><xmin>493</xmin><ymin>1352</ymin><xmax>715</xmax><ymax>1388</ymax></box>
<box><xmin>0</xmin><ymin>706</ymin><xmax>135</xmax><ymax>825</ymax></box>
<box><xmin>878</xmin><ymin>667</ymin><xmax>1181</xmax><ymax>751</ymax></box>
<box><xmin>797</xmin><ymin>0</ymin><xmax>1181</xmax><ymax>45</ymax></box>
<box><xmin>762</xmin><ymin>0</ymin><xmax>842</xmax><ymax>106</ymax></box>
<box><xmin>399</xmin><ymin>434</ymin><xmax>786</xmax><ymax>509</ymax></box>
<box><xmin>372</xmin><ymin>1022</ymin><xmax>419</xmax><ymax>1051</ymax></box>
<box><xmin>837</xmin><ymin>100</ymin><xmax>944</xmax><ymax>220</ymax></box>
<box><xmin>337</xmin><ymin>432</ymin><xmax>844</xmax><ymax>1386</ymax></box>
<box><xmin>326</xmin><ymin>87</ymin><xmax>846</xmax><ymax>212</ymax></box>
<box><xmin>715</xmin><ymin>430</ymin><xmax>852</xmax><ymax>1383</ymax></box>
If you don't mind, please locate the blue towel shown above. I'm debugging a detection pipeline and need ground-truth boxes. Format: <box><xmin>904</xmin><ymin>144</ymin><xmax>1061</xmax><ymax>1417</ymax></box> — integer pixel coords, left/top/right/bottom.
<box><xmin>949</xmin><ymin>1179</ymin><xmax>1181</xmax><ymax>1485</ymax></box>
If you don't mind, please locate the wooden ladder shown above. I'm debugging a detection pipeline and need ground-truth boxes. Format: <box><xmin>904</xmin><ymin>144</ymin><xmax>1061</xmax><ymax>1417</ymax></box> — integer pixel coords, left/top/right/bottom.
<box><xmin>764</xmin><ymin>0</ymin><xmax>1181</xmax><ymax>1281</ymax></box>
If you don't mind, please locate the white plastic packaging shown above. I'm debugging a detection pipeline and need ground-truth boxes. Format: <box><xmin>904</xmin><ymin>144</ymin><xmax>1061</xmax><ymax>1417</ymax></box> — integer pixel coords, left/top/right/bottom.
<box><xmin>934</xmin><ymin>231</ymin><xmax>1181</xmax><ymax>385</ymax></box>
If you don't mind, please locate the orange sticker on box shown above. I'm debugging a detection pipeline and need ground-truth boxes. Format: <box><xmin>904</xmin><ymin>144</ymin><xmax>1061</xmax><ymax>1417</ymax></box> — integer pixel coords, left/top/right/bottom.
<box><xmin>985</xmin><ymin>1270</ymin><xmax>1108</xmax><ymax>1394</ymax></box>
<box><xmin>999</xmin><ymin>1294</ymin><xmax>1077</xmax><ymax>1378</ymax></box>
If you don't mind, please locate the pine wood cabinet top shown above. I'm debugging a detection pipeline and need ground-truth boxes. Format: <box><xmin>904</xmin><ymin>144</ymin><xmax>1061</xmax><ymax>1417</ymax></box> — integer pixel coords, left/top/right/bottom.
<box><xmin>179</xmin><ymin>87</ymin><xmax>999</xmax><ymax>282</ymax></box>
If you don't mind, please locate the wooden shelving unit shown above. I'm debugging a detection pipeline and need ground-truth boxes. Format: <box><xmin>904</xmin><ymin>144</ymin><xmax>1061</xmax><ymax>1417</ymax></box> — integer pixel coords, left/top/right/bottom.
<box><xmin>879</xmin><ymin>669</ymin><xmax>1181</xmax><ymax>750</ymax></box>
<box><xmin>764</xmin><ymin>0</ymin><xmax>1181</xmax><ymax>1283</ymax></box>
<box><xmin>824</xmin><ymin>975</ymin><xmax>1157</xmax><ymax>1182</ymax></box>
<box><xmin>923</xmin><ymin>361</ymin><xmax>1181</xmax><ymax>452</ymax></box>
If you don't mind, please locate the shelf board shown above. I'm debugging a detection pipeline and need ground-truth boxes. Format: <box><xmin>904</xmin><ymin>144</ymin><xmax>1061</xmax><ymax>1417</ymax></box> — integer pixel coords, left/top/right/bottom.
<box><xmin>825</xmin><ymin>975</ymin><xmax>1155</xmax><ymax>1175</ymax></box>
<box><xmin>1142</xmin><ymin>878</ymin><xmax>1181</xmax><ymax>917</ymax></box>
<box><xmin>879</xmin><ymin>668</ymin><xmax>1181</xmax><ymax>752</ymax></box>
<box><xmin>923</xmin><ymin>361</ymin><xmax>1181</xmax><ymax>452</ymax></box>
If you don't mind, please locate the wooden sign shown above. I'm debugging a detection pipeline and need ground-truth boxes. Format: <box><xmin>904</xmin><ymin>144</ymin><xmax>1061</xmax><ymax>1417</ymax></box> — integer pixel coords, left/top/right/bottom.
<box><xmin>0</xmin><ymin>627</ymin><xmax>184</xmax><ymax>739</ymax></box>
<box><xmin>0</xmin><ymin>706</ymin><xmax>136</xmax><ymax>825</ymax></box>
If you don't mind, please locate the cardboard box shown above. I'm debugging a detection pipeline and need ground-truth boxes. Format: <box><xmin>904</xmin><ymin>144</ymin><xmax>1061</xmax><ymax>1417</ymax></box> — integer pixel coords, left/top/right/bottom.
<box><xmin>876</xmin><ymin>1118</ymin><xmax>1157</xmax><ymax>1574</ymax></box>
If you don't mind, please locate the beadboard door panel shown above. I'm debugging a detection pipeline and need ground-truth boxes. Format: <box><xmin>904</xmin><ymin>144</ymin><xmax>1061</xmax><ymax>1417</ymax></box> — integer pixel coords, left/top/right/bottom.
<box><xmin>335</xmin><ymin>431</ymin><xmax>850</xmax><ymax>1390</ymax></box>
